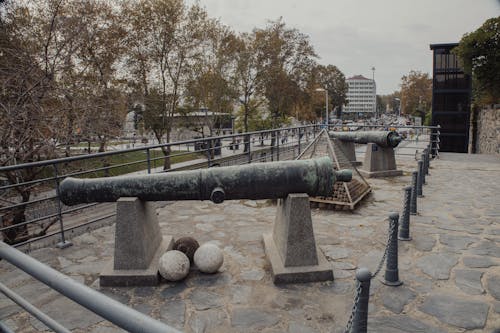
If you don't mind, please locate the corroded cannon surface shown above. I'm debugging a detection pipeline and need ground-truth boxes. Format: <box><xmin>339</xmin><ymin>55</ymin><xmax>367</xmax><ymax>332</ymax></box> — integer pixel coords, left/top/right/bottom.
<box><xmin>328</xmin><ymin>131</ymin><xmax>402</xmax><ymax>148</ymax></box>
<box><xmin>60</xmin><ymin>157</ymin><xmax>352</xmax><ymax>205</ymax></box>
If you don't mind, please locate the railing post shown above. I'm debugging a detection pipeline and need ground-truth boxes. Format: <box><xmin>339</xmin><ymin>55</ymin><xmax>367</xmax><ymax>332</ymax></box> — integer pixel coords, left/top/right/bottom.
<box><xmin>399</xmin><ymin>186</ymin><xmax>412</xmax><ymax>241</ymax></box>
<box><xmin>206</xmin><ymin>139</ymin><xmax>211</xmax><ymax>168</ymax></box>
<box><xmin>146</xmin><ymin>149</ymin><xmax>151</xmax><ymax>174</ymax></box>
<box><xmin>276</xmin><ymin>130</ymin><xmax>280</xmax><ymax>161</ymax></box>
<box><xmin>420</xmin><ymin>154</ymin><xmax>426</xmax><ymax>185</ymax></box>
<box><xmin>53</xmin><ymin>164</ymin><xmax>72</xmax><ymax>249</ymax></box>
<box><xmin>382</xmin><ymin>212</ymin><xmax>402</xmax><ymax>286</ymax></box>
<box><xmin>424</xmin><ymin>147</ymin><xmax>430</xmax><ymax>175</ymax></box>
<box><xmin>351</xmin><ymin>268</ymin><xmax>372</xmax><ymax>333</ymax></box>
<box><xmin>417</xmin><ymin>160</ymin><xmax>424</xmax><ymax>197</ymax></box>
<box><xmin>297</xmin><ymin>128</ymin><xmax>302</xmax><ymax>155</ymax></box>
<box><xmin>247</xmin><ymin>134</ymin><xmax>252</xmax><ymax>164</ymax></box>
<box><xmin>410</xmin><ymin>171</ymin><xmax>418</xmax><ymax>215</ymax></box>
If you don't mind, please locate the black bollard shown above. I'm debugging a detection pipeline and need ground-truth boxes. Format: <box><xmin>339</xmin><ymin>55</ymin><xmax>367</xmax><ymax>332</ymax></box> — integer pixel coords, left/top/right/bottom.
<box><xmin>410</xmin><ymin>171</ymin><xmax>418</xmax><ymax>215</ymax></box>
<box><xmin>382</xmin><ymin>212</ymin><xmax>403</xmax><ymax>286</ymax></box>
<box><xmin>399</xmin><ymin>186</ymin><xmax>412</xmax><ymax>241</ymax></box>
<box><xmin>351</xmin><ymin>268</ymin><xmax>372</xmax><ymax>333</ymax></box>
<box><xmin>421</xmin><ymin>154</ymin><xmax>427</xmax><ymax>185</ymax></box>
<box><xmin>417</xmin><ymin>160</ymin><xmax>424</xmax><ymax>197</ymax></box>
<box><xmin>424</xmin><ymin>147</ymin><xmax>430</xmax><ymax>175</ymax></box>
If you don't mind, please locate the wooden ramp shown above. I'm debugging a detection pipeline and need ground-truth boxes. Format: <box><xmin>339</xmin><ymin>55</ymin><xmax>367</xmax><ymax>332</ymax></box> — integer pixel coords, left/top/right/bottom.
<box><xmin>296</xmin><ymin>129</ymin><xmax>371</xmax><ymax>210</ymax></box>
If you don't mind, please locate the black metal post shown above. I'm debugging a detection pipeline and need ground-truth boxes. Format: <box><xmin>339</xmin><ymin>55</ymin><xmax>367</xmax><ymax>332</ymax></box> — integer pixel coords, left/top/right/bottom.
<box><xmin>382</xmin><ymin>212</ymin><xmax>403</xmax><ymax>286</ymax></box>
<box><xmin>399</xmin><ymin>186</ymin><xmax>412</xmax><ymax>241</ymax></box>
<box><xmin>417</xmin><ymin>160</ymin><xmax>424</xmax><ymax>197</ymax></box>
<box><xmin>421</xmin><ymin>154</ymin><xmax>426</xmax><ymax>185</ymax></box>
<box><xmin>146</xmin><ymin>149</ymin><xmax>151</xmax><ymax>174</ymax></box>
<box><xmin>410</xmin><ymin>171</ymin><xmax>418</xmax><ymax>215</ymax></box>
<box><xmin>53</xmin><ymin>164</ymin><xmax>72</xmax><ymax>249</ymax></box>
<box><xmin>247</xmin><ymin>135</ymin><xmax>252</xmax><ymax>163</ymax></box>
<box><xmin>206</xmin><ymin>139</ymin><xmax>211</xmax><ymax>168</ymax></box>
<box><xmin>276</xmin><ymin>130</ymin><xmax>280</xmax><ymax>161</ymax></box>
<box><xmin>297</xmin><ymin>128</ymin><xmax>302</xmax><ymax>155</ymax></box>
<box><xmin>351</xmin><ymin>268</ymin><xmax>372</xmax><ymax>333</ymax></box>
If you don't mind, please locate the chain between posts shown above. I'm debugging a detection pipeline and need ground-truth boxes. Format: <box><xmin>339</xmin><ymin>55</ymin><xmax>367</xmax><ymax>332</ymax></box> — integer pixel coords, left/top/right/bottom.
<box><xmin>344</xmin><ymin>281</ymin><xmax>362</xmax><ymax>333</ymax></box>
<box><xmin>372</xmin><ymin>219</ymin><xmax>396</xmax><ymax>279</ymax></box>
<box><xmin>344</xmin><ymin>218</ymin><xmax>396</xmax><ymax>333</ymax></box>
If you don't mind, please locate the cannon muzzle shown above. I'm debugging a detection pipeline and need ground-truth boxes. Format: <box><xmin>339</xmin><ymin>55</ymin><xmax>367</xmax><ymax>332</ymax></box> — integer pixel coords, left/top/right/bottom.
<box><xmin>328</xmin><ymin>130</ymin><xmax>402</xmax><ymax>148</ymax></box>
<box><xmin>59</xmin><ymin>157</ymin><xmax>352</xmax><ymax>205</ymax></box>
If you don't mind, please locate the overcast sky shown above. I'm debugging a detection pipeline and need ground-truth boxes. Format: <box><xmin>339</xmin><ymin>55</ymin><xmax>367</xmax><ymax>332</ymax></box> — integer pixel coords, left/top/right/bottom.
<box><xmin>187</xmin><ymin>0</ymin><xmax>499</xmax><ymax>94</ymax></box>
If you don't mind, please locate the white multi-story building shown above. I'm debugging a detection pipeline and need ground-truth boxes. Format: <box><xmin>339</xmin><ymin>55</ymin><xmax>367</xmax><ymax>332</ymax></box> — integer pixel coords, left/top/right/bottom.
<box><xmin>344</xmin><ymin>75</ymin><xmax>376</xmax><ymax>117</ymax></box>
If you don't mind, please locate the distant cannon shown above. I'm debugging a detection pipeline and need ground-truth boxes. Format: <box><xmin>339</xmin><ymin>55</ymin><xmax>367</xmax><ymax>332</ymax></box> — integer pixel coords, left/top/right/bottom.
<box><xmin>328</xmin><ymin>130</ymin><xmax>402</xmax><ymax>148</ymax></box>
<box><xmin>328</xmin><ymin>130</ymin><xmax>403</xmax><ymax>178</ymax></box>
<box><xmin>60</xmin><ymin>157</ymin><xmax>351</xmax><ymax>206</ymax></box>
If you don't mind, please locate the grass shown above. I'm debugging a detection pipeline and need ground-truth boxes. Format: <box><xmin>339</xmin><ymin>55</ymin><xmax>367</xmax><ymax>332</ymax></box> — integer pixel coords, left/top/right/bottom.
<box><xmin>69</xmin><ymin>149</ymin><xmax>204</xmax><ymax>178</ymax></box>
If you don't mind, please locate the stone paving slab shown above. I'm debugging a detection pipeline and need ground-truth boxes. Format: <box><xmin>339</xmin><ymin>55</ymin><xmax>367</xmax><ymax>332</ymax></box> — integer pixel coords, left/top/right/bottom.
<box><xmin>0</xmin><ymin>153</ymin><xmax>499</xmax><ymax>332</ymax></box>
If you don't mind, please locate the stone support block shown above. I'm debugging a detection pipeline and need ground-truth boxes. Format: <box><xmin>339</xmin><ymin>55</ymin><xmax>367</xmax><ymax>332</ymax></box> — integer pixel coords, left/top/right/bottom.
<box><xmin>359</xmin><ymin>143</ymin><xmax>402</xmax><ymax>178</ymax></box>
<box><xmin>263</xmin><ymin>193</ymin><xmax>333</xmax><ymax>283</ymax></box>
<box><xmin>100</xmin><ymin>197</ymin><xmax>173</xmax><ymax>287</ymax></box>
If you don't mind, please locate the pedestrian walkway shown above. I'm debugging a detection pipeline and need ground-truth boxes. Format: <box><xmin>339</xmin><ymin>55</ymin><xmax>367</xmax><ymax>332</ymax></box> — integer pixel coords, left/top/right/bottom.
<box><xmin>0</xmin><ymin>153</ymin><xmax>499</xmax><ymax>332</ymax></box>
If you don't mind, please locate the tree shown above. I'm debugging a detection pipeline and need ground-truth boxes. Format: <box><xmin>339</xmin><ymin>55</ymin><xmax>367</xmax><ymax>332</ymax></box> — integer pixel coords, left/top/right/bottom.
<box><xmin>233</xmin><ymin>32</ymin><xmax>262</xmax><ymax>133</ymax></box>
<box><xmin>453</xmin><ymin>16</ymin><xmax>500</xmax><ymax>105</ymax></box>
<box><xmin>314</xmin><ymin>64</ymin><xmax>348</xmax><ymax>111</ymax></box>
<box><xmin>254</xmin><ymin>18</ymin><xmax>317</xmax><ymax>127</ymax></box>
<box><xmin>123</xmin><ymin>0</ymin><xmax>211</xmax><ymax>169</ymax></box>
<box><xmin>0</xmin><ymin>1</ymin><xmax>64</xmax><ymax>243</ymax></box>
<box><xmin>184</xmin><ymin>23</ymin><xmax>239</xmax><ymax>137</ymax></box>
<box><xmin>70</xmin><ymin>0</ymin><xmax>128</xmax><ymax>152</ymax></box>
<box><xmin>400</xmin><ymin>70</ymin><xmax>432</xmax><ymax>117</ymax></box>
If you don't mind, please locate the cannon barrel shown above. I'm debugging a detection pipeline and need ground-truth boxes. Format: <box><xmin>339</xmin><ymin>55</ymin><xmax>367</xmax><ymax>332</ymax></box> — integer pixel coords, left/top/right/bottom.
<box><xmin>328</xmin><ymin>131</ymin><xmax>402</xmax><ymax>148</ymax></box>
<box><xmin>59</xmin><ymin>157</ymin><xmax>352</xmax><ymax>205</ymax></box>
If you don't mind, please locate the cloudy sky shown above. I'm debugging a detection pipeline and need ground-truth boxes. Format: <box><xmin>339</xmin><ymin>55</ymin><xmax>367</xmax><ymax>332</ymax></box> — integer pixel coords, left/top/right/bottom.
<box><xmin>187</xmin><ymin>0</ymin><xmax>499</xmax><ymax>94</ymax></box>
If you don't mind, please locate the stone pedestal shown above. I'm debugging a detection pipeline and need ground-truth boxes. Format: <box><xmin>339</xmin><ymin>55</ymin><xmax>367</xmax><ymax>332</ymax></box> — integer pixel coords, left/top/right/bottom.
<box><xmin>359</xmin><ymin>143</ymin><xmax>403</xmax><ymax>178</ymax></box>
<box><xmin>100</xmin><ymin>197</ymin><xmax>173</xmax><ymax>287</ymax></box>
<box><xmin>337</xmin><ymin>140</ymin><xmax>362</xmax><ymax>166</ymax></box>
<box><xmin>263</xmin><ymin>193</ymin><xmax>333</xmax><ymax>283</ymax></box>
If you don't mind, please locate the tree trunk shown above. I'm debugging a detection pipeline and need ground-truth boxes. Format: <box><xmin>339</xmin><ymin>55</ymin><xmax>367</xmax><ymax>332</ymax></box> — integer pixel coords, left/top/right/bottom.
<box><xmin>2</xmin><ymin>189</ymin><xmax>30</xmax><ymax>244</ymax></box>
<box><xmin>98</xmin><ymin>138</ymin><xmax>106</xmax><ymax>152</ymax></box>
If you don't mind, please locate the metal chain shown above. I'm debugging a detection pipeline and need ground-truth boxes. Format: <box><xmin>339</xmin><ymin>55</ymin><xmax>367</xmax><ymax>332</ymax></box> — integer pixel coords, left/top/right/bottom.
<box><xmin>372</xmin><ymin>219</ymin><xmax>396</xmax><ymax>279</ymax></box>
<box><xmin>344</xmin><ymin>218</ymin><xmax>397</xmax><ymax>332</ymax></box>
<box><xmin>344</xmin><ymin>280</ymin><xmax>363</xmax><ymax>333</ymax></box>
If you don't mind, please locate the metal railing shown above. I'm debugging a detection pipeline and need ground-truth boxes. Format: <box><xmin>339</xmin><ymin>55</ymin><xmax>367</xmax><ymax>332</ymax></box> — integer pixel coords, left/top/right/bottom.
<box><xmin>0</xmin><ymin>241</ymin><xmax>181</xmax><ymax>333</ymax></box>
<box><xmin>0</xmin><ymin>124</ymin><xmax>439</xmax><ymax>249</ymax></box>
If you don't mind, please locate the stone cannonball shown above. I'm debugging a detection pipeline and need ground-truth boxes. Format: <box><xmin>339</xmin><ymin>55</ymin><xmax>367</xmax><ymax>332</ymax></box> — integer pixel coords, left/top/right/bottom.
<box><xmin>158</xmin><ymin>250</ymin><xmax>190</xmax><ymax>281</ymax></box>
<box><xmin>193</xmin><ymin>243</ymin><xmax>224</xmax><ymax>274</ymax></box>
<box><xmin>173</xmin><ymin>237</ymin><xmax>199</xmax><ymax>263</ymax></box>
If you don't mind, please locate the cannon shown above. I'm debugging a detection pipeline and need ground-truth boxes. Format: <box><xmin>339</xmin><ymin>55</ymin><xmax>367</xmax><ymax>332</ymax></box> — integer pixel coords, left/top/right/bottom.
<box><xmin>73</xmin><ymin>157</ymin><xmax>352</xmax><ymax>287</ymax></box>
<box><xmin>59</xmin><ymin>157</ymin><xmax>352</xmax><ymax>206</ymax></box>
<box><xmin>328</xmin><ymin>130</ymin><xmax>402</xmax><ymax>148</ymax></box>
<box><xmin>328</xmin><ymin>130</ymin><xmax>403</xmax><ymax>178</ymax></box>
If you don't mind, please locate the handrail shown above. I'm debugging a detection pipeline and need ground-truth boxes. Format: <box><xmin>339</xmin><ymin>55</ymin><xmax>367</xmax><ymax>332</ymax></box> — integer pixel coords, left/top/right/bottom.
<box><xmin>0</xmin><ymin>281</ymin><xmax>71</xmax><ymax>333</ymax></box>
<box><xmin>0</xmin><ymin>124</ymin><xmax>320</xmax><ymax>172</ymax></box>
<box><xmin>0</xmin><ymin>242</ymin><xmax>182</xmax><ymax>333</ymax></box>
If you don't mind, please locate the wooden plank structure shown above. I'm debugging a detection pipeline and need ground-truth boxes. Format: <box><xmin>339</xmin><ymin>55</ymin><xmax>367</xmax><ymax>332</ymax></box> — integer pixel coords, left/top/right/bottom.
<box><xmin>296</xmin><ymin>129</ymin><xmax>371</xmax><ymax>210</ymax></box>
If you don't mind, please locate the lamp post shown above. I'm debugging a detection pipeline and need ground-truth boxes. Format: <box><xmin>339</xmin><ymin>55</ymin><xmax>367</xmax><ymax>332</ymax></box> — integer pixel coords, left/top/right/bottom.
<box><xmin>315</xmin><ymin>88</ymin><xmax>328</xmax><ymax>127</ymax></box>
<box><xmin>394</xmin><ymin>98</ymin><xmax>401</xmax><ymax>118</ymax></box>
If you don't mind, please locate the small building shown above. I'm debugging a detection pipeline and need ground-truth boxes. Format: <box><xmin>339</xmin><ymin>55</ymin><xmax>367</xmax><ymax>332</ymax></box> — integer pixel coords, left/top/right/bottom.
<box><xmin>344</xmin><ymin>75</ymin><xmax>376</xmax><ymax>119</ymax></box>
<box><xmin>429</xmin><ymin>43</ymin><xmax>472</xmax><ymax>153</ymax></box>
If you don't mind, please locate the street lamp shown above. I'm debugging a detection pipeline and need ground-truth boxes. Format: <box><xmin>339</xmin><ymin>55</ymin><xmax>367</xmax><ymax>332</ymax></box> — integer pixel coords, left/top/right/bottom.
<box><xmin>315</xmin><ymin>87</ymin><xmax>328</xmax><ymax>127</ymax></box>
<box><xmin>394</xmin><ymin>98</ymin><xmax>401</xmax><ymax>118</ymax></box>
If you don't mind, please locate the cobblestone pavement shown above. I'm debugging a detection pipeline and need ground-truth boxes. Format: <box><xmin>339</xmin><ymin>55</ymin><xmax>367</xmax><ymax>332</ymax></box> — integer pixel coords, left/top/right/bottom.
<box><xmin>0</xmin><ymin>153</ymin><xmax>499</xmax><ymax>333</ymax></box>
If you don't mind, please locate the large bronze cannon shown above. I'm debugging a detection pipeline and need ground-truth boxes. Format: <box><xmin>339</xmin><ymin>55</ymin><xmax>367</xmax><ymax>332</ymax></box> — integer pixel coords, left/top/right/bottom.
<box><xmin>59</xmin><ymin>157</ymin><xmax>352</xmax><ymax>205</ymax></box>
<box><xmin>328</xmin><ymin>130</ymin><xmax>402</xmax><ymax>148</ymax></box>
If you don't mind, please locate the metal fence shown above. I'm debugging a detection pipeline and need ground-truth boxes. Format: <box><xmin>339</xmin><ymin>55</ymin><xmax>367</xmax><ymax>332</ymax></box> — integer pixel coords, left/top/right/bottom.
<box><xmin>0</xmin><ymin>124</ymin><xmax>439</xmax><ymax>249</ymax></box>
<box><xmin>0</xmin><ymin>241</ymin><xmax>181</xmax><ymax>333</ymax></box>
